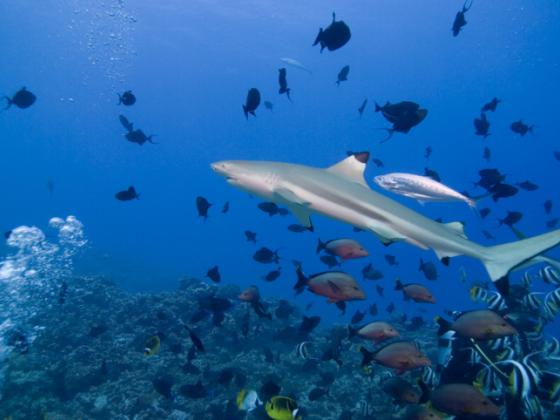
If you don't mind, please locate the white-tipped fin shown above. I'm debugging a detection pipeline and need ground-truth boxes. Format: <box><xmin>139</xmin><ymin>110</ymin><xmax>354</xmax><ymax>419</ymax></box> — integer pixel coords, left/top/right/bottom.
<box><xmin>327</xmin><ymin>153</ymin><xmax>369</xmax><ymax>187</ymax></box>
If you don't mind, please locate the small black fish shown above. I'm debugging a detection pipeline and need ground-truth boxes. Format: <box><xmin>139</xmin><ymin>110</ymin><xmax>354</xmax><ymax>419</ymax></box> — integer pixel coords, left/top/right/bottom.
<box><xmin>358</xmin><ymin>98</ymin><xmax>368</xmax><ymax>117</ymax></box>
<box><xmin>386</xmin><ymin>302</ymin><xmax>395</xmax><ymax>313</ymax></box>
<box><xmin>384</xmin><ymin>254</ymin><xmax>398</xmax><ymax>266</ymax></box>
<box><xmin>253</xmin><ymin>247</ymin><xmax>279</xmax><ymax>264</ymax></box>
<box><xmin>320</xmin><ymin>255</ymin><xmax>339</xmax><ymax>269</ymax></box>
<box><xmin>180</xmin><ymin>380</ymin><xmax>207</xmax><ymax>399</ymax></box>
<box><xmin>362</xmin><ymin>263</ymin><xmax>384</xmax><ymax>280</ymax></box>
<box><xmin>263</xmin><ymin>269</ymin><xmax>281</xmax><ymax>282</ymax></box>
<box><xmin>3</xmin><ymin>87</ymin><xmax>36</xmax><ymax>109</ymax></box>
<box><xmin>482</xmin><ymin>230</ymin><xmax>495</xmax><ymax>240</ymax></box>
<box><xmin>119</xmin><ymin>114</ymin><xmax>134</xmax><ymax>132</ymax></box>
<box><xmin>243</xmin><ymin>88</ymin><xmax>261</xmax><ymax>119</ymax></box>
<box><xmin>369</xmin><ymin>303</ymin><xmax>378</xmax><ymax>316</ymax></box>
<box><xmin>483</xmin><ymin>146</ymin><xmax>491</xmax><ymax>161</ymax></box>
<box><xmin>424</xmin><ymin>167</ymin><xmax>441</xmax><ymax>182</ymax></box>
<box><xmin>308</xmin><ymin>387</ymin><xmax>329</xmax><ymax>401</ymax></box>
<box><xmin>258</xmin><ymin>202</ymin><xmax>279</xmax><ymax>216</ymax></box>
<box><xmin>244</xmin><ymin>230</ymin><xmax>257</xmax><ymax>243</ymax></box>
<box><xmin>196</xmin><ymin>196</ymin><xmax>212</xmax><ymax>219</ymax></box>
<box><xmin>376</xmin><ymin>285</ymin><xmax>384</xmax><ymax>297</ymax></box>
<box><xmin>184</xmin><ymin>326</ymin><xmax>205</xmax><ymax>353</ymax></box>
<box><xmin>313</xmin><ymin>12</ymin><xmax>351</xmax><ymax>52</ymax></box>
<box><xmin>425</xmin><ymin>146</ymin><xmax>432</xmax><ymax>159</ymax></box>
<box><xmin>452</xmin><ymin>0</ymin><xmax>472</xmax><ymax>37</ymax></box>
<box><xmin>118</xmin><ymin>90</ymin><xmax>136</xmax><ymax>106</ymax></box>
<box><xmin>115</xmin><ymin>186</ymin><xmax>140</xmax><ymax>201</ymax></box>
<box><xmin>544</xmin><ymin>200</ymin><xmax>553</xmax><ymax>215</ymax></box>
<box><xmin>205</xmin><ymin>265</ymin><xmax>221</xmax><ymax>283</ymax></box>
<box><xmin>198</xmin><ymin>294</ymin><xmax>231</xmax><ymax>314</ymax></box>
<box><xmin>474</xmin><ymin>112</ymin><xmax>490</xmax><ymax>138</ymax></box>
<box><xmin>372</xmin><ymin>158</ymin><xmax>384</xmax><ymax>168</ymax></box>
<box><xmin>287</xmin><ymin>224</ymin><xmax>311</xmax><ymax>233</ymax></box>
<box><xmin>479</xmin><ymin>208</ymin><xmax>491</xmax><ymax>219</ymax></box>
<box><xmin>376</xmin><ymin>101</ymin><xmax>428</xmax><ymax>142</ymax></box>
<box><xmin>278</xmin><ymin>68</ymin><xmax>291</xmax><ymax>100</ymax></box>
<box><xmin>264</xmin><ymin>101</ymin><xmax>274</xmax><ymax>111</ymax></box>
<box><xmin>516</xmin><ymin>181</ymin><xmax>539</xmax><ymax>191</ymax></box>
<box><xmin>153</xmin><ymin>375</ymin><xmax>173</xmax><ymax>399</ymax></box>
<box><xmin>125</xmin><ymin>129</ymin><xmax>155</xmax><ymax>145</ymax></box>
<box><xmin>510</xmin><ymin>120</ymin><xmax>533</xmax><ymax>136</ymax></box>
<box><xmin>490</xmin><ymin>183</ymin><xmax>519</xmax><ymax>202</ymax></box>
<box><xmin>547</xmin><ymin>218</ymin><xmax>559</xmax><ymax>229</ymax></box>
<box><xmin>221</xmin><ymin>202</ymin><xmax>230</xmax><ymax>213</ymax></box>
<box><xmin>482</xmin><ymin>97</ymin><xmax>500</xmax><ymax>112</ymax></box>
<box><xmin>300</xmin><ymin>315</ymin><xmax>321</xmax><ymax>333</ymax></box>
<box><xmin>476</xmin><ymin>168</ymin><xmax>505</xmax><ymax>190</ymax></box>
<box><xmin>218</xmin><ymin>368</ymin><xmax>236</xmax><ymax>386</ymax></box>
<box><xmin>260</xmin><ymin>379</ymin><xmax>281</xmax><ymax>402</ymax></box>
<box><xmin>350</xmin><ymin>310</ymin><xmax>365</xmax><ymax>324</ymax></box>
<box><xmin>419</xmin><ymin>259</ymin><xmax>438</xmax><ymax>281</ymax></box>
<box><xmin>336</xmin><ymin>65</ymin><xmax>350</xmax><ymax>86</ymax></box>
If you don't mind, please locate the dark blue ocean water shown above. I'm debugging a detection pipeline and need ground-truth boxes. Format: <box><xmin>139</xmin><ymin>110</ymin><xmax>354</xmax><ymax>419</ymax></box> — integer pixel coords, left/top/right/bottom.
<box><xmin>1</xmin><ymin>0</ymin><xmax>559</xmax><ymax>336</ymax></box>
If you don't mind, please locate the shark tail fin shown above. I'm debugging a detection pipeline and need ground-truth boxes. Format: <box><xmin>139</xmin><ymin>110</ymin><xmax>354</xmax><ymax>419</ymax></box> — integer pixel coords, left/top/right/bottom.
<box><xmin>482</xmin><ymin>229</ymin><xmax>560</xmax><ymax>295</ymax></box>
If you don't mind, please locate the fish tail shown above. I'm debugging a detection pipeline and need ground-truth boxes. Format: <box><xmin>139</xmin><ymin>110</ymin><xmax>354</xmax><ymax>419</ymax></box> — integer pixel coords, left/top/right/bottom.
<box><xmin>418</xmin><ymin>258</ymin><xmax>424</xmax><ymax>271</ymax></box>
<box><xmin>313</xmin><ymin>28</ymin><xmax>323</xmax><ymax>46</ymax></box>
<box><xmin>147</xmin><ymin>135</ymin><xmax>157</xmax><ymax>144</ymax></box>
<box><xmin>417</xmin><ymin>379</ymin><xmax>431</xmax><ymax>404</ymax></box>
<box><xmin>374</xmin><ymin>102</ymin><xmax>381</xmax><ymax>112</ymax></box>
<box><xmin>347</xmin><ymin>325</ymin><xmax>358</xmax><ymax>339</ymax></box>
<box><xmin>434</xmin><ymin>315</ymin><xmax>452</xmax><ymax>335</ymax></box>
<box><xmin>481</xmin><ymin>229</ymin><xmax>560</xmax><ymax>296</ymax></box>
<box><xmin>242</xmin><ymin>104</ymin><xmax>248</xmax><ymax>119</ymax></box>
<box><xmin>2</xmin><ymin>96</ymin><xmax>11</xmax><ymax>111</ymax></box>
<box><xmin>378</xmin><ymin>128</ymin><xmax>394</xmax><ymax>144</ymax></box>
<box><xmin>359</xmin><ymin>346</ymin><xmax>374</xmax><ymax>367</ymax></box>
<box><xmin>316</xmin><ymin>238</ymin><xmax>325</xmax><ymax>254</ymax></box>
<box><xmin>294</xmin><ymin>265</ymin><xmax>308</xmax><ymax>294</ymax></box>
<box><xmin>394</xmin><ymin>279</ymin><xmax>403</xmax><ymax>291</ymax></box>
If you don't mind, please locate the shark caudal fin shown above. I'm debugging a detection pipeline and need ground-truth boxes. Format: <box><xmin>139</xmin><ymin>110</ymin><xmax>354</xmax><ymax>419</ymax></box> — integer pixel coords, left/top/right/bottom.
<box><xmin>482</xmin><ymin>229</ymin><xmax>560</xmax><ymax>294</ymax></box>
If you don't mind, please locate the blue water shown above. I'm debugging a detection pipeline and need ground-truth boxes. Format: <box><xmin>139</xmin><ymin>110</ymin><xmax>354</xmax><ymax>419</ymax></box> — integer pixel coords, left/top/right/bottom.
<box><xmin>1</xmin><ymin>1</ymin><xmax>559</xmax><ymax>414</ymax></box>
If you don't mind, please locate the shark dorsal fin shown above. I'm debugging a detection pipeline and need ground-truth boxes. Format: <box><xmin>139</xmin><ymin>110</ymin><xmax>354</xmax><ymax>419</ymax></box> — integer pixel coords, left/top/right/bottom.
<box><xmin>445</xmin><ymin>221</ymin><xmax>468</xmax><ymax>238</ymax></box>
<box><xmin>326</xmin><ymin>152</ymin><xmax>369</xmax><ymax>187</ymax></box>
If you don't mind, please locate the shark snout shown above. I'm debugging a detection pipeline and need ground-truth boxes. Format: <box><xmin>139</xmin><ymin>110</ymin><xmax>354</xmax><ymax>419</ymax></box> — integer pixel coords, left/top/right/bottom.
<box><xmin>211</xmin><ymin>161</ymin><xmax>229</xmax><ymax>176</ymax></box>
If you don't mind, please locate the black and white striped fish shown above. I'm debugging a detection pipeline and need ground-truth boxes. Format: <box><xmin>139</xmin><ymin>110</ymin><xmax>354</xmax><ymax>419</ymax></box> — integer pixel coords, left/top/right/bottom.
<box><xmin>540</xmin><ymin>265</ymin><xmax>560</xmax><ymax>285</ymax></box>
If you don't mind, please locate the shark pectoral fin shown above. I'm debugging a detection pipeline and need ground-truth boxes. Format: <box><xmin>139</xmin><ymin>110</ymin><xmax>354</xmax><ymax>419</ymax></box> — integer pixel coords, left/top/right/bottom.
<box><xmin>367</xmin><ymin>223</ymin><xmax>406</xmax><ymax>245</ymax></box>
<box><xmin>288</xmin><ymin>203</ymin><xmax>313</xmax><ymax>228</ymax></box>
<box><xmin>273</xmin><ymin>187</ymin><xmax>307</xmax><ymax>205</ymax></box>
<box><xmin>326</xmin><ymin>153</ymin><xmax>369</xmax><ymax>188</ymax></box>
<box><xmin>273</xmin><ymin>187</ymin><xmax>313</xmax><ymax>228</ymax></box>
<box><xmin>444</xmin><ymin>221</ymin><xmax>468</xmax><ymax>239</ymax></box>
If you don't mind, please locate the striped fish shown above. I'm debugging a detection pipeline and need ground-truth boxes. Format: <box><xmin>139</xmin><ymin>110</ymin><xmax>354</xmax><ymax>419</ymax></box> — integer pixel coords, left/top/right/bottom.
<box><xmin>521</xmin><ymin>292</ymin><xmax>544</xmax><ymax>311</ymax></box>
<box><xmin>540</xmin><ymin>265</ymin><xmax>560</xmax><ymax>285</ymax></box>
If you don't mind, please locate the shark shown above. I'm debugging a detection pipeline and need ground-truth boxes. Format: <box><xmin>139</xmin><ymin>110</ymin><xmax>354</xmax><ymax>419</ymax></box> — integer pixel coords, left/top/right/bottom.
<box><xmin>211</xmin><ymin>152</ymin><xmax>560</xmax><ymax>295</ymax></box>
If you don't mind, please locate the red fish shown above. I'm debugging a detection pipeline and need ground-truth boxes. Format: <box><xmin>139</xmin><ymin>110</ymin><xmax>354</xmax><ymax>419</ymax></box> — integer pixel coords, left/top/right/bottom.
<box><xmin>360</xmin><ymin>341</ymin><xmax>430</xmax><ymax>375</ymax></box>
<box><xmin>294</xmin><ymin>266</ymin><xmax>365</xmax><ymax>304</ymax></box>
<box><xmin>348</xmin><ymin>321</ymin><xmax>399</xmax><ymax>343</ymax></box>
<box><xmin>316</xmin><ymin>238</ymin><xmax>368</xmax><ymax>260</ymax></box>
<box><xmin>395</xmin><ymin>279</ymin><xmax>435</xmax><ymax>304</ymax></box>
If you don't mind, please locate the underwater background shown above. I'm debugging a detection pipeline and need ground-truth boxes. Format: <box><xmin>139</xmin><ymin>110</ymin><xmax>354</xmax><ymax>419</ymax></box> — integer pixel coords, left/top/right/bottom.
<box><xmin>1</xmin><ymin>1</ymin><xmax>560</xmax><ymax>419</ymax></box>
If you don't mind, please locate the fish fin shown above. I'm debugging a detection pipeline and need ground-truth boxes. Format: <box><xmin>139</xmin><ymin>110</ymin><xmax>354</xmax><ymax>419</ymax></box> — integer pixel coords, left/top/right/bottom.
<box><xmin>313</xmin><ymin>28</ymin><xmax>323</xmax><ymax>46</ymax></box>
<box><xmin>273</xmin><ymin>187</ymin><xmax>313</xmax><ymax>228</ymax></box>
<box><xmin>417</xmin><ymin>200</ymin><xmax>426</xmax><ymax>206</ymax></box>
<box><xmin>482</xmin><ymin>229</ymin><xmax>560</xmax><ymax>291</ymax></box>
<box><xmin>359</xmin><ymin>346</ymin><xmax>374</xmax><ymax>367</ymax></box>
<box><xmin>444</xmin><ymin>221</ymin><xmax>468</xmax><ymax>239</ymax></box>
<box><xmin>316</xmin><ymin>238</ymin><xmax>325</xmax><ymax>254</ymax></box>
<box><xmin>326</xmin><ymin>152</ymin><xmax>369</xmax><ymax>187</ymax></box>
<box><xmin>294</xmin><ymin>266</ymin><xmax>308</xmax><ymax>294</ymax></box>
<box><xmin>242</xmin><ymin>104</ymin><xmax>248</xmax><ymax>119</ymax></box>
<box><xmin>435</xmin><ymin>316</ymin><xmax>452</xmax><ymax>335</ymax></box>
<box><xmin>433</xmin><ymin>248</ymin><xmax>461</xmax><ymax>262</ymax></box>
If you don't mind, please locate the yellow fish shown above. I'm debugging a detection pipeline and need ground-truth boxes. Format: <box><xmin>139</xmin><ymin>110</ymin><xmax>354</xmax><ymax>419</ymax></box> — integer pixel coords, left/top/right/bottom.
<box><xmin>144</xmin><ymin>336</ymin><xmax>160</xmax><ymax>356</ymax></box>
<box><xmin>265</xmin><ymin>396</ymin><xmax>300</xmax><ymax>420</ymax></box>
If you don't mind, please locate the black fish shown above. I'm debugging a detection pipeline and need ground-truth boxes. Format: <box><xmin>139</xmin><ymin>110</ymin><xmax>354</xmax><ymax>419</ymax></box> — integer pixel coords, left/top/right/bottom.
<box><xmin>258</xmin><ymin>202</ymin><xmax>279</xmax><ymax>216</ymax></box>
<box><xmin>313</xmin><ymin>12</ymin><xmax>351</xmax><ymax>52</ymax></box>
<box><xmin>369</xmin><ymin>303</ymin><xmax>378</xmax><ymax>316</ymax></box>
<box><xmin>244</xmin><ymin>230</ymin><xmax>257</xmax><ymax>242</ymax></box>
<box><xmin>482</xmin><ymin>97</ymin><xmax>500</xmax><ymax>112</ymax></box>
<box><xmin>320</xmin><ymin>255</ymin><xmax>339</xmax><ymax>269</ymax></box>
<box><xmin>260</xmin><ymin>379</ymin><xmax>281</xmax><ymax>402</ymax></box>
<box><xmin>119</xmin><ymin>114</ymin><xmax>134</xmax><ymax>132</ymax></box>
<box><xmin>358</xmin><ymin>98</ymin><xmax>368</xmax><ymax>117</ymax></box>
<box><xmin>125</xmin><ymin>129</ymin><xmax>155</xmax><ymax>145</ymax></box>
<box><xmin>544</xmin><ymin>200</ymin><xmax>553</xmax><ymax>215</ymax></box>
<box><xmin>253</xmin><ymin>247</ymin><xmax>279</xmax><ymax>264</ymax></box>
<box><xmin>474</xmin><ymin>112</ymin><xmax>490</xmax><ymax>138</ymax></box>
<box><xmin>205</xmin><ymin>265</ymin><xmax>221</xmax><ymax>283</ymax></box>
<box><xmin>482</xmin><ymin>230</ymin><xmax>495</xmax><ymax>240</ymax></box>
<box><xmin>308</xmin><ymin>387</ymin><xmax>329</xmax><ymax>401</ymax></box>
<box><xmin>264</xmin><ymin>101</ymin><xmax>273</xmax><ymax>111</ymax></box>
<box><xmin>476</xmin><ymin>168</ymin><xmax>505</xmax><ymax>191</ymax></box>
<box><xmin>180</xmin><ymin>380</ymin><xmax>207</xmax><ymax>399</ymax></box>
<box><xmin>516</xmin><ymin>181</ymin><xmax>538</xmax><ymax>191</ymax></box>
<box><xmin>196</xmin><ymin>196</ymin><xmax>212</xmax><ymax>219</ymax></box>
<box><xmin>115</xmin><ymin>186</ymin><xmax>140</xmax><ymax>201</ymax></box>
<box><xmin>3</xmin><ymin>87</ymin><xmax>36</xmax><ymax>109</ymax></box>
<box><xmin>479</xmin><ymin>208</ymin><xmax>491</xmax><ymax>219</ymax></box>
<box><xmin>287</xmin><ymin>224</ymin><xmax>311</xmax><ymax>233</ymax></box>
<box><xmin>419</xmin><ymin>259</ymin><xmax>438</xmax><ymax>280</ymax></box>
<box><xmin>490</xmin><ymin>183</ymin><xmax>518</xmax><ymax>201</ymax></box>
<box><xmin>386</xmin><ymin>302</ymin><xmax>395</xmax><ymax>313</ymax></box>
<box><xmin>221</xmin><ymin>202</ymin><xmax>230</xmax><ymax>213</ymax></box>
<box><xmin>452</xmin><ymin>0</ymin><xmax>472</xmax><ymax>37</ymax></box>
<box><xmin>184</xmin><ymin>326</ymin><xmax>205</xmax><ymax>353</ymax></box>
<box><xmin>153</xmin><ymin>376</ymin><xmax>173</xmax><ymax>399</ymax></box>
<box><xmin>499</xmin><ymin>211</ymin><xmax>522</xmax><ymax>227</ymax></box>
<box><xmin>376</xmin><ymin>101</ymin><xmax>428</xmax><ymax>141</ymax></box>
<box><xmin>385</xmin><ymin>254</ymin><xmax>398</xmax><ymax>266</ymax></box>
<box><xmin>263</xmin><ymin>269</ymin><xmax>281</xmax><ymax>282</ymax></box>
<box><xmin>362</xmin><ymin>263</ymin><xmax>384</xmax><ymax>280</ymax></box>
<box><xmin>424</xmin><ymin>167</ymin><xmax>441</xmax><ymax>182</ymax></box>
<box><xmin>300</xmin><ymin>315</ymin><xmax>321</xmax><ymax>333</ymax></box>
<box><xmin>218</xmin><ymin>368</ymin><xmax>236</xmax><ymax>386</ymax></box>
<box><xmin>372</xmin><ymin>158</ymin><xmax>384</xmax><ymax>168</ymax></box>
<box><xmin>547</xmin><ymin>218</ymin><xmax>559</xmax><ymax>229</ymax></box>
<box><xmin>376</xmin><ymin>285</ymin><xmax>384</xmax><ymax>297</ymax></box>
<box><xmin>198</xmin><ymin>295</ymin><xmax>232</xmax><ymax>313</ymax></box>
<box><xmin>510</xmin><ymin>120</ymin><xmax>533</xmax><ymax>136</ymax></box>
<box><xmin>425</xmin><ymin>146</ymin><xmax>432</xmax><ymax>159</ymax></box>
<box><xmin>336</xmin><ymin>65</ymin><xmax>350</xmax><ymax>86</ymax></box>
<box><xmin>350</xmin><ymin>310</ymin><xmax>365</xmax><ymax>324</ymax></box>
<box><xmin>278</xmin><ymin>68</ymin><xmax>291</xmax><ymax>100</ymax></box>
<box><xmin>483</xmin><ymin>146</ymin><xmax>491</xmax><ymax>161</ymax></box>
<box><xmin>243</xmin><ymin>88</ymin><xmax>261</xmax><ymax>119</ymax></box>
<box><xmin>118</xmin><ymin>90</ymin><xmax>136</xmax><ymax>106</ymax></box>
